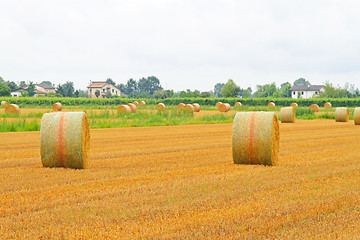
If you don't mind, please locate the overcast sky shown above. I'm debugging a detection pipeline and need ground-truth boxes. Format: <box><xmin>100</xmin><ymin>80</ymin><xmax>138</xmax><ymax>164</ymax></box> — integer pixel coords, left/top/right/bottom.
<box><xmin>1</xmin><ymin>0</ymin><xmax>360</xmax><ymax>92</ymax></box>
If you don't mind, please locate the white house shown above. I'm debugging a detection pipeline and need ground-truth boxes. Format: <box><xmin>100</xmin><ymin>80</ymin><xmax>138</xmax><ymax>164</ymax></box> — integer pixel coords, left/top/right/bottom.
<box><xmin>289</xmin><ymin>85</ymin><xmax>324</xmax><ymax>99</ymax></box>
<box><xmin>11</xmin><ymin>83</ymin><xmax>55</xmax><ymax>97</ymax></box>
<box><xmin>87</xmin><ymin>81</ymin><xmax>121</xmax><ymax>98</ymax></box>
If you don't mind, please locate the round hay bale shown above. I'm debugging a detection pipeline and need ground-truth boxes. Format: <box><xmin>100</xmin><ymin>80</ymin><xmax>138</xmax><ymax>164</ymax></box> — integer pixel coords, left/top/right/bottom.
<box><xmin>40</xmin><ymin>112</ymin><xmax>90</xmax><ymax>169</ymax></box>
<box><xmin>267</xmin><ymin>102</ymin><xmax>275</xmax><ymax>108</ymax></box>
<box><xmin>157</xmin><ymin>103</ymin><xmax>166</xmax><ymax>110</ymax></box>
<box><xmin>133</xmin><ymin>101</ymin><xmax>139</xmax><ymax>106</ymax></box>
<box><xmin>219</xmin><ymin>103</ymin><xmax>231</xmax><ymax>112</ymax></box>
<box><xmin>324</xmin><ymin>102</ymin><xmax>332</xmax><ymax>108</ymax></box>
<box><xmin>192</xmin><ymin>103</ymin><xmax>200</xmax><ymax>112</ymax></box>
<box><xmin>52</xmin><ymin>102</ymin><xmax>62</xmax><ymax>111</ymax></box>
<box><xmin>1</xmin><ymin>101</ymin><xmax>8</xmax><ymax>106</ymax></box>
<box><xmin>335</xmin><ymin>107</ymin><xmax>349</xmax><ymax>122</ymax></box>
<box><xmin>127</xmin><ymin>103</ymin><xmax>137</xmax><ymax>113</ymax></box>
<box><xmin>232</xmin><ymin>112</ymin><xmax>279</xmax><ymax>166</ymax></box>
<box><xmin>5</xmin><ymin>104</ymin><xmax>20</xmax><ymax>114</ymax></box>
<box><xmin>235</xmin><ymin>102</ymin><xmax>242</xmax><ymax>107</ymax></box>
<box><xmin>354</xmin><ymin>108</ymin><xmax>360</xmax><ymax>125</ymax></box>
<box><xmin>139</xmin><ymin>101</ymin><xmax>146</xmax><ymax>106</ymax></box>
<box><xmin>117</xmin><ymin>105</ymin><xmax>131</xmax><ymax>113</ymax></box>
<box><xmin>216</xmin><ymin>102</ymin><xmax>222</xmax><ymax>108</ymax></box>
<box><xmin>280</xmin><ymin>107</ymin><xmax>295</xmax><ymax>123</ymax></box>
<box><xmin>184</xmin><ymin>104</ymin><xmax>194</xmax><ymax>112</ymax></box>
<box><xmin>310</xmin><ymin>104</ymin><xmax>320</xmax><ymax>112</ymax></box>
<box><xmin>177</xmin><ymin>103</ymin><xmax>185</xmax><ymax>110</ymax></box>
<box><xmin>290</xmin><ymin>102</ymin><xmax>298</xmax><ymax>108</ymax></box>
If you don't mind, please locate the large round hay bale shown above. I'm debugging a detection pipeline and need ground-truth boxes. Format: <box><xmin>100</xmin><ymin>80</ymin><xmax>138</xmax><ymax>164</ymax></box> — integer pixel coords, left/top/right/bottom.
<box><xmin>232</xmin><ymin>112</ymin><xmax>279</xmax><ymax>166</ymax></box>
<box><xmin>192</xmin><ymin>103</ymin><xmax>200</xmax><ymax>112</ymax></box>
<box><xmin>40</xmin><ymin>112</ymin><xmax>90</xmax><ymax>169</ymax></box>
<box><xmin>267</xmin><ymin>102</ymin><xmax>275</xmax><ymax>108</ymax></box>
<box><xmin>133</xmin><ymin>101</ymin><xmax>139</xmax><ymax>106</ymax></box>
<box><xmin>139</xmin><ymin>101</ymin><xmax>146</xmax><ymax>106</ymax></box>
<box><xmin>216</xmin><ymin>102</ymin><xmax>222</xmax><ymax>108</ymax></box>
<box><xmin>324</xmin><ymin>102</ymin><xmax>332</xmax><ymax>108</ymax></box>
<box><xmin>235</xmin><ymin>102</ymin><xmax>242</xmax><ymax>107</ymax></box>
<box><xmin>157</xmin><ymin>103</ymin><xmax>166</xmax><ymax>110</ymax></box>
<box><xmin>177</xmin><ymin>103</ymin><xmax>185</xmax><ymax>110</ymax></box>
<box><xmin>184</xmin><ymin>104</ymin><xmax>194</xmax><ymax>112</ymax></box>
<box><xmin>1</xmin><ymin>101</ymin><xmax>8</xmax><ymax>106</ymax></box>
<box><xmin>290</xmin><ymin>102</ymin><xmax>298</xmax><ymax>108</ymax></box>
<box><xmin>52</xmin><ymin>102</ymin><xmax>62</xmax><ymax>111</ymax></box>
<box><xmin>280</xmin><ymin>107</ymin><xmax>295</xmax><ymax>123</ymax></box>
<box><xmin>310</xmin><ymin>104</ymin><xmax>320</xmax><ymax>112</ymax></box>
<box><xmin>127</xmin><ymin>103</ymin><xmax>137</xmax><ymax>113</ymax></box>
<box><xmin>335</xmin><ymin>107</ymin><xmax>349</xmax><ymax>122</ymax></box>
<box><xmin>219</xmin><ymin>103</ymin><xmax>231</xmax><ymax>112</ymax></box>
<box><xmin>5</xmin><ymin>104</ymin><xmax>20</xmax><ymax>114</ymax></box>
<box><xmin>117</xmin><ymin>105</ymin><xmax>131</xmax><ymax>113</ymax></box>
<box><xmin>354</xmin><ymin>108</ymin><xmax>360</xmax><ymax>125</ymax></box>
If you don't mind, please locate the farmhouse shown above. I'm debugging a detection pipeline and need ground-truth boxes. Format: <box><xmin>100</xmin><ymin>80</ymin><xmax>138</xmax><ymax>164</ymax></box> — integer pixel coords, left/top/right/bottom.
<box><xmin>11</xmin><ymin>83</ymin><xmax>56</xmax><ymax>97</ymax></box>
<box><xmin>87</xmin><ymin>81</ymin><xmax>121</xmax><ymax>98</ymax></box>
<box><xmin>289</xmin><ymin>85</ymin><xmax>324</xmax><ymax>99</ymax></box>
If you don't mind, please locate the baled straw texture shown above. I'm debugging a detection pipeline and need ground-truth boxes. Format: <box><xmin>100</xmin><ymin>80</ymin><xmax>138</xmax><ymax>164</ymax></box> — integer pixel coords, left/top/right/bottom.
<box><xmin>184</xmin><ymin>104</ymin><xmax>194</xmax><ymax>112</ymax></box>
<box><xmin>177</xmin><ymin>103</ymin><xmax>185</xmax><ymax>110</ymax></box>
<box><xmin>1</xmin><ymin>101</ymin><xmax>8</xmax><ymax>106</ymax></box>
<box><xmin>324</xmin><ymin>102</ymin><xmax>332</xmax><ymax>108</ymax></box>
<box><xmin>335</xmin><ymin>107</ymin><xmax>349</xmax><ymax>122</ymax></box>
<box><xmin>235</xmin><ymin>102</ymin><xmax>242</xmax><ymax>107</ymax></box>
<box><xmin>232</xmin><ymin>112</ymin><xmax>279</xmax><ymax>166</ymax></box>
<box><xmin>127</xmin><ymin>103</ymin><xmax>137</xmax><ymax>113</ymax></box>
<box><xmin>216</xmin><ymin>102</ymin><xmax>222</xmax><ymax>108</ymax></box>
<box><xmin>192</xmin><ymin>103</ymin><xmax>200</xmax><ymax>112</ymax></box>
<box><xmin>139</xmin><ymin>101</ymin><xmax>146</xmax><ymax>106</ymax></box>
<box><xmin>310</xmin><ymin>104</ymin><xmax>320</xmax><ymax>112</ymax></box>
<box><xmin>117</xmin><ymin>105</ymin><xmax>131</xmax><ymax>113</ymax></box>
<box><xmin>40</xmin><ymin>112</ymin><xmax>90</xmax><ymax>169</ymax></box>
<box><xmin>354</xmin><ymin>108</ymin><xmax>360</xmax><ymax>125</ymax></box>
<box><xmin>290</xmin><ymin>102</ymin><xmax>298</xmax><ymax>108</ymax></box>
<box><xmin>157</xmin><ymin>103</ymin><xmax>166</xmax><ymax>110</ymax></box>
<box><xmin>219</xmin><ymin>103</ymin><xmax>231</xmax><ymax>112</ymax></box>
<box><xmin>52</xmin><ymin>102</ymin><xmax>62</xmax><ymax>111</ymax></box>
<box><xmin>133</xmin><ymin>101</ymin><xmax>139</xmax><ymax>106</ymax></box>
<box><xmin>280</xmin><ymin>107</ymin><xmax>296</xmax><ymax>123</ymax></box>
<box><xmin>267</xmin><ymin>102</ymin><xmax>275</xmax><ymax>108</ymax></box>
<box><xmin>5</xmin><ymin>104</ymin><xmax>20</xmax><ymax>114</ymax></box>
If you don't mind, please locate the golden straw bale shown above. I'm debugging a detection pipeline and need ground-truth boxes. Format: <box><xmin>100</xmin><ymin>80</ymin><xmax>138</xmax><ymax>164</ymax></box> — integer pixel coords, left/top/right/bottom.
<box><xmin>290</xmin><ymin>102</ymin><xmax>298</xmax><ymax>108</ymax></box>
<box><xmin>177</xmin><ymin>103</ymin><xmax>185</xmax><ymax>110</ymax></box>
<box><xmin>219</xmin><ymin>103</ymin><xmax>231</xmax><ymax>112</ymax></box>
<box><xmin>192</xmin><ymin>103</ymin><xmax>200</xmax><ymax>112</ymax></box>
<box><xmin>157</xmin><ymin>103</ymin><xmax>166</xmax><ymax>110</ymax></box>
<box><xmin>267</xmin><ymin>102</ymin><xmax>275</xmax><ymax>108</ymax></box>
<box><xmin>216</xmin><ymin>102</ymin><xmax>222</xmax><ymax>108</ymax></box>
<box><xmin>280</xmin><ymin>107</ymin><xmax>296</xmax><ymax>123</ymax></box>
<box><xmin>117</xmin><ymin>105</ymin><xmax>132</xmax><ymax>113</ymax></box>
<box><xmin>310</xmin><ymin>104</ymin><xmax>320</xmax><ymax>112</ymax></box>
<box><xmin>40</xmin><ymin>112</ymin><xmax>90</xmax><ymax>169</ymax></box>
<box><xmin>1</xmin><ymin>101</ymin><xmax>8</xmax><ymax>106</ymax></box>
<box><xmin>324</xmin><ymin>102</ymin><xmax>332</xmax><ymax>108</ymax></box>
<box><xmin>127</xmin><ymin>103</ymin><xmax>137</xmax><ymax>113</ymax></box>
<box><xmin>232</xmin><ymin>112</ymin><xmax>279</xmax><ymax>166</ymax></box>
<box><xmin>335</xmin><ymin>107</ymin><xmax>349</xmax><ymax>122</ymax></box>
<box><xmin>235</xmin><ymin>102</ymin><xmax>242</xmax><ymax>107</ymax></box>
<box><xmin>354</xmin><ymin>108</ymin><xmax>360</xmax><ymax>125</ymax></box>
<box><xmin>5</xmin><ymin>104</ymin><xmax>20</xmax><ymax>114</ymax></box>
<box><xmin>184</xmin><ymin>104</ymin><xmax>194</xmax><ymax>112</ymax></box>
<box><xmin>52</xmin><ymin>102</ymin><xmax>62</xmax><ymax>111</ymax></box>
<box><xmin>139</xmin><ymin>101</ymin><xmax>146</xmax><ymax>106</ymax></box>
<box><xmin>133</xmin><ymin>101</ymin><xmax>139</xmax><ymax>106</ymax></box>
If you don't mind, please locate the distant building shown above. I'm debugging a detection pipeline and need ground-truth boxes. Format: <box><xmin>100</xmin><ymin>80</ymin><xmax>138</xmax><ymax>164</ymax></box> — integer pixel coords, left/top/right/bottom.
<box><xmin>10</xmin><ymin>83</ymin><xmax>55</xmax><ymax>97</ymax></box>
<box><xmin>289</xmin><ymin>85</ymin><xmax>325</xmax><ymax>99</ymax></box>
<box><xmin>35</xmin><ymin>84</ymin><xmax>56</xmax><ymax>95</ymax></box>
<box><xmin>87</xmin><ymin>81</ymin><xmax>121</xmax><ymax>98</ymax></box>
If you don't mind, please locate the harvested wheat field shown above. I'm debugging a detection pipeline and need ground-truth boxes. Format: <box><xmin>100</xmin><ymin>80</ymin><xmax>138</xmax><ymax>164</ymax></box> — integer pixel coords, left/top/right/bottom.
<box><xmin>1</xmin><ymin>120</ymin><xmax>360</xmax><ymax>239</ymax></box>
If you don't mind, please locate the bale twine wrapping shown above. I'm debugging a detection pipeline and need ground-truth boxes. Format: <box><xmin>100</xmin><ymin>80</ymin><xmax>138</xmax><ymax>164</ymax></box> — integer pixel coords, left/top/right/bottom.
<box><xmin>324</xmin><ymin>102</ymin><xmax>332</xmax><ymax>108</ymax></box>
<box><xmin>139</xmin><ymin>101</ymin><xmax>146</xmax><ymax>106</ymax></box>
<box><xmin>335</xmin><ymin>107</ymin><xmax>349</xmax><ymax>122</ymax></box>
<box><xmin>310</xmin><ymin>104</ymin><xmax>320</xmax><ymax>112</ymax></box>
<box><xmin>127</xmin><ymin>103</ymin><xmax>137</xmax><ymax>113</ymax></box>
<box><xmin>192</xmin><ymin>103</ymin><xmax>200</xmax><ymax>112</ymax></box>
<box><xmin>117</xmin><ymin>105</ymin><xmax>131</xmax><ymax>113</ymax></box>
<box><xmin>157</xmin><ymin>103</ymin><xmax>166</xmax><ymax>110</ymax></box>
<box><xmin>52</xmin><ymin>102</ymin><xmax>62</xmax><ymax>111</ymax></box>
<box><xmin>267</xmin><ymin>102</ymin><xmax>275</xmax><ymax>108</ymax></box>
<box><xmin>40</xmin><ymin>112</ymin><xmax>90</xmax><ymax>169</ymax></box>
<box><xmin>5</xmin><ymin>104</ymin><xmax>20</xmax><ymax>114</ymax></box>
<box><xmin>280</xmin><ymin>107</ymin><xmax>296</xmax><ymax>123</ymax></box>
<box><xmin>290</xmin><ymin>102</ymin><xmax>298</xmax><ymax>108</ymax></box>
<box><xmin>184</xmin><ymin>104</ymin><xmax>194</xmax><ymax>112</ymax></box>
<box><xmin>232</xmin><ymin>112</ymin><xmax>279</xmax><ymax>166</ymax></box>
<box><xmin>354</xmin><ymin>108</ymin><xmax>360</xmax><ymax>125</ymax></box>
<box><xmin>133</xmin><ymin>101</ymin><xmax>139</xmax><ymax>106</ymax></box>
<box><xmin>219</xmin><ymin>103</ymin><xmax>231</xmax><ymax>112</ymax></box>
<box><xmin>1</xmin><ymin>101</ymin><xmax>8</xmax><ymax>106</ymax></box>
<box><xmin>216</xmin><ymin>102</ymin><xmax>222</xmax><ymax>108</ymax></box>
<box><xmin>235</xmin><ymin>102</ymin><xmax>242</xmax><ymax>107</ymax></box>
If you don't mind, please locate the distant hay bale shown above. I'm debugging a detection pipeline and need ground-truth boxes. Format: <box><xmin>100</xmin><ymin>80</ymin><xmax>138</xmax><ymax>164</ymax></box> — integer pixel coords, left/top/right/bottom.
<box><xmin>139</xmin><ymin>101</ymin><xmax>146</xmax><ymax>106</ymax></box>
<box><xmin>219</xmin><ymin>103</ymin><xmax>231</xmax><ymax>112</ymax></box>
<box><xmin>52</xmin><ymin>102</ymin><xmax>62</xmax><ymax>111</ymax></box>
<box><xmin>324</xmin><ymin>102</ymin><xmax>332</xmax><ymax>108</ymax></box>
<box><xmin>232</xmin><ymin>112</ymin><xmax>279</xmax><ymax>166</ymax></box>
<box><xmin>40</xmin><ymin>112</ymin><xmax>90</xmax><ymax>169</ymax></box>
<box><xmin>216</xmin><ymin>102</ymin><xmax>222</xmax><ymax>108</ymax></box>
<box><xmin>235</xmin><ymin>102</ymin><xmax>242</xmax><ymax>107</ymax></box>
<box><xmin>310</xmin><ymin>104</ymin><xmax>320</xmax><ymax>112</ymax></box>
<box><xmin>133</xmin><ymin>101</ymin><xmax>139</xmax><ymax>106</ymax></box>
<box><xmin>267</xmin><ymin>102</ymin><xmax>275</xmax><ymax>108</ymax></box>
<box><xmin>157</xmin><ymin>103</ymin><xmax>166</xmax><ymax>110</ymax></box>
<box><xmin>5</xmin><ymin>104</ymin><xmax>20</xmax><ymax>114</ymax></box>
<box><xmin>177</xmin><ymin>103</ymin><xmax>185</xmax><ymax>110</ymax></box>
<box><xmin>184</xmin><ymin>104</ymin><xmax>194</xmax><ymax>112</ymax></box>
<box><xmin>335</xmin><ymin>107</ymin><xmax>349</xmax><ymax>122</ymax></box>
<box><xmin>117</xmin><ymin>105</ymin><xmax>131</xmax><ymax>113</ymax></box>
<box><xmin>1</xmin><ymin>101</ymin><xmax>8</xmax><ymax>106</ymax></box>
<box><xmin>127</xmin><ymin>103</ymin><xmax>137</xmax><ymax>113</ymax></box>
<box><xmin>290</xmin><ymin>102</ymin><xmax>298</xmax><ymax>108</ymax></box>
<box><xmin>280</xmin><ymin>107</ymin><xmax>296</xmax><ymax>123</ymax></box>
<box><xmin>354</xmin><ymin>108</ymin><xmax>360</xmax><ymax>125</ymax></box>
<box><xmin>192</xmin><ymin>103</ymin><xmax>200</xmax><ymax>112</ymax></box>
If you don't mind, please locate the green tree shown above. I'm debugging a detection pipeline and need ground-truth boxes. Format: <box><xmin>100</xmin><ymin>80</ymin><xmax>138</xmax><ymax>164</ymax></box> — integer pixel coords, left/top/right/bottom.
<box><xmin>294</xmin><ymin>78</ymin><xmax>310</xmax><ymax>86</ymax></box>
<box><xmin>28</xmin><ymin>82</ymin><xmax>36</xmax><ymax>97</ymax></box>
<box><xmin>254</xmin><ymin>83</ymin><xmax>277</xmax><ymax>98</ymax></box>
<box><xmin>6</xmin><ymin>81</ymin><xmax>18</xmax><ymax>91</ymax></box>
<box><xmin>40</xmin><ymin>81</ymin><xmax>52</xmax><ymax>86</ymax></box>
<box><xmin>242</xmin><ymin>89</ymin><xmax>250</xmax><ymax>98</ymax></box>
<box><xmin>19</xmin><ymin>81</ymin><xmax>26</xmax><ymax>88</ymax></box>
<box><xmin>126</xmin><ymin>79</ymin><xmax>138</xmax><ymax>97</ymax></box>
<box><xmin>280</xmin><ymin>82</ymin><xmax>291</xmax><ymax>98</ymax></box>
<box><xmin>214</xmin><ymin>83</ymin><xmax>225</xmax><ymax>97</ymax></box>
<box><xmin>95</xmin><ymin>90</ymin><xmax>100</xmax><ymax>98</ymax></box>
<box><xmin>106</xmin><ymin>78</ymin><xmax>116</xmax><ymax>86</ymax></box>
<box><xmin>0</xmin><ymin>82</ymin><xmax>11</xmax><ymax>96</ymax></box>
<box><xmin>221</xmin><ymin>79</ymin><xmax>240</xmax><ymax>98</ymax></box>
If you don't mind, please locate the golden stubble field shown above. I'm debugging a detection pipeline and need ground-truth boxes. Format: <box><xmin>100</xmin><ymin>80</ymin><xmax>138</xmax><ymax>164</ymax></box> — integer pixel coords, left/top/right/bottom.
<box><xmin>1</xmin><ymin>119</ymin><xmax>360</xmax><ymax>239</ymax></box>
